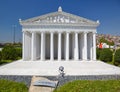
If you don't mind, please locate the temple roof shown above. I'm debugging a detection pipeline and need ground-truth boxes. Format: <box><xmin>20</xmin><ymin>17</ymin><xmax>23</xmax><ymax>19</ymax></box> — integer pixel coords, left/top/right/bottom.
<box><xmin>20</xmin><ymin>7</ymin><xmax>99</xmax><ymax>27</ymax></box>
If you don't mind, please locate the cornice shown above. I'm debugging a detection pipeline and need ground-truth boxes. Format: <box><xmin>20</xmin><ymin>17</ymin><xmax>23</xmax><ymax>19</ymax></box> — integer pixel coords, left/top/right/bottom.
<box><xmin>22</xmin><ymin>24</ymin><xmax>97</xmax><ymax>30</ymax></box>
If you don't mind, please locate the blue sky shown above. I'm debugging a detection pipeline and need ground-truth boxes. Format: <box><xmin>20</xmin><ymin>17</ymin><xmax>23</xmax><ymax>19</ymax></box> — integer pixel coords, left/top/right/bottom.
<box><xmin>0</xmin><ymin>0</ymin><xmax>120</xmax><ymax>43</ymax></box>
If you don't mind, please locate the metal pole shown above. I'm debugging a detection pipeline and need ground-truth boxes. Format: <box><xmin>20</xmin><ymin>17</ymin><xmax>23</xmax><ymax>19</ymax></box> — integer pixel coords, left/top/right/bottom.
<box><xmin>13</xmin><ymin>25</ymin><xmax>16</xmax><ymax>44</ymax></box>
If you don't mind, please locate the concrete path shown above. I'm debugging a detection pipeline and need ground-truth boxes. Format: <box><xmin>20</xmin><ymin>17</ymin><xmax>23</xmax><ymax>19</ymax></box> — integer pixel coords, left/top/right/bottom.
<box><xmin>29</xmin><ymin>76</ymin><xmax>57</xmax><ymax>92</ymax></box>
<box><xmin>0</xmin><ymin>60</ymin><xmax>120</xmax><ymax>76</ymax></box>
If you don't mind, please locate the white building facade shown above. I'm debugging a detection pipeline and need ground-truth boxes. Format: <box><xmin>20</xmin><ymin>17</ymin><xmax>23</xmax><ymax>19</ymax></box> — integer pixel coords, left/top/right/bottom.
<box><xmin>20</xmin><ymin>7</ymin><xmax>99</xmax><ymax>61</ymax></box>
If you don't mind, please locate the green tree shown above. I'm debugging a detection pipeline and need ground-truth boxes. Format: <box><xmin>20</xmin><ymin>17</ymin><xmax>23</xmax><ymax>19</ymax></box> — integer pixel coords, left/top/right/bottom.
<box><xmin>99</xmin><ymin>37</ymin><xmax>114</xmax><ymax>46</ymax></box>
<box><xmin>114</xmin><ymin>49</ymin><xmax>120</xmax><ymax>66</ymax></box>
<box><xmin>99</xmin><ymin>37</ymin><xmax>107</xmax><ymax>43</ymax></box>
<box><xmin>107</xmin><ymin>41</ymin><xmax>114</xmax><ymax>46</ymax></box>
<box><xmin>99</xmin><ymin>48</ymin><xmax>113</xmax><ymax>62</ymax></box>
<box><xmin>2</xmin><ymin>45</ymin><xmax>17</xmax><ymax>60</ymax></box>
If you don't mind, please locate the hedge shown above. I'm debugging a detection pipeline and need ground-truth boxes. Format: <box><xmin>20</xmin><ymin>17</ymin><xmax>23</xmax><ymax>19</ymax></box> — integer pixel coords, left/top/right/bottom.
<box><xmin>114</xmin><ymin>49</ymin><xmax>120</xmax><ymax>66</ymax></box>
<box><xmin>2</xmin><ymin>45</ymin><xmax>17</xmax><ymax>60</ymax></box>
<box><xmin>96</xmin><ymin>48</ymin><xmax>101</xmax><ymax>60</ymax></box>
<box><xmin>99</xmin><ymin>48</ymin><xmax>113</xmax><ymax>62</ymax></box>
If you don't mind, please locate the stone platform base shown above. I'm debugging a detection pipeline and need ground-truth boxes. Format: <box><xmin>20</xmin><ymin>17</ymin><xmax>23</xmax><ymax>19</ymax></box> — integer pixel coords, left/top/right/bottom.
<box><xmin>0</xmin><ymin>60</ymin><xmax>120</xmax><ymax>76</ymax></box>
<box><xmin>0</xmin><ymin>60</ymin><xmax>120</xmax><ymax>90</ymax></box>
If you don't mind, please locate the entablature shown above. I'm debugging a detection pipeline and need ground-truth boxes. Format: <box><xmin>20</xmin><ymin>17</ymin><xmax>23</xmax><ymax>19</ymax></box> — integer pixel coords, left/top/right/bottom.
<box><xmin>22</xmin><ymin>27</ymin><xmax>96</xmax><ymax>34</ymax></box>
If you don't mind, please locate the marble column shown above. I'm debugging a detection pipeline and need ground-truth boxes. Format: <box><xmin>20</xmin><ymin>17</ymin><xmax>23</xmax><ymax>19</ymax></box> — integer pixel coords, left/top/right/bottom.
<box><xmin>31</xmin><ymin>32</ymin><xmax>36</xmax><ymax>61</ymax></box>
<box><xmin>50</xmin><ymin>32</ymin><xmax>54</xmax><ymax>60</ymax></box>
<box><xmin>65</xmin><ymin>32</ymin><xmax>69</xmax><ymax>60</ymax></box>
<box><xmin>74</xmin><ymin>32</ymin><xmax>79</xmax><ymax>60</ymax></box>
<box><xmin>58</xmin><ymin>32</ymin><xmax>62</xmax><ymax>60</ymax></box>
<box><xmin>93</xmin><ymin>32</ymin><xmax>96</xmax><ymax>60</ymax></box>
<box><xmin>88</xmin><ymin>33</ymin><xmax>93</xmax><ymax>60</ymax></box>
<box><xmin>41</xmin><ymin>32</ymin><xmax>45</xmax><ymax>60</ymax></box>
<box><xmin>83</xmin><ymin>32</ymin><xmax>87</xmax><ymax>60</ymax></box>
<box><xmin>22</xmin><ymin>32</ymin><xmax>25</xmax><ymax>60</ymax></box>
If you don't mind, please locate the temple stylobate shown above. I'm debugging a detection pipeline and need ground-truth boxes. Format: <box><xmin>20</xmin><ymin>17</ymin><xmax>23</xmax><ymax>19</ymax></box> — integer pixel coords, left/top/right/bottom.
<box><xmin>19</xmin><ymin>7</ymin><xmax>99</xmax><ymax>61</ymax></box>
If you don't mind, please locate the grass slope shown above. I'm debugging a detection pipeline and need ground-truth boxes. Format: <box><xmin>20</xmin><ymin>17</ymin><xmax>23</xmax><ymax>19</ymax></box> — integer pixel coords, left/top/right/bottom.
<box><xmin>0</xmin><ymin>79</ymin><xmax>28</xmax><ymax>92</ymax></box>
<box><xmin>54</xmin><ymin>80</ymin><xmax>120</xmax><ymax>92</ymax></box>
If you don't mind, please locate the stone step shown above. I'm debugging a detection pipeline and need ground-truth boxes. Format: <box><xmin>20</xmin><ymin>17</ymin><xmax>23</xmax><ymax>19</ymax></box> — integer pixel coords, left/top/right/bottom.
<box><xmin>29</xmin><ymin>76</ymin><xmax>58</xmax><ymax>92</ymax></box>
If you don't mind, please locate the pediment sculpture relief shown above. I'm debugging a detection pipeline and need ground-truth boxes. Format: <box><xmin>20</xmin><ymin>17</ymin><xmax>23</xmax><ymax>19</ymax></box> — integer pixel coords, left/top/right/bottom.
<box><xmin>34</xmin><ymin>15</ymin><xmax>77</xmax><ymax>24</ymax></box>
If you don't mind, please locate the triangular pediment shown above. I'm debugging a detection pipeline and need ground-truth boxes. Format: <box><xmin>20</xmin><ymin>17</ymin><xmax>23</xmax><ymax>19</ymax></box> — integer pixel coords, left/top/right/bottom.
<box><xmin>20</xmin><ymin>8</ymin><xmax>99</xmax><ymax>26</ymax></box>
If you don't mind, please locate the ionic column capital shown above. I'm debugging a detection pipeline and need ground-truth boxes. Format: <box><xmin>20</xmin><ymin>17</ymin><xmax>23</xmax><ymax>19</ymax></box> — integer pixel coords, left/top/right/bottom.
<box><xmin>75</xmin><ymin>32</ymin><xmax>79</xmax><ymax>34</ymax></box>
<box><xmin>23</xmin><ymin>31</ymin><xmax>28</xmax><ymax>34</ymax></box>
<box><xmin>50</xmin><ymin>32</ymin><xmax>54</xmax><ymax>34</ymax></box>
<box><xmin>40</xmin><ymin>31</ymin><xmax>46</xmax><ymax>34</ymax></box>
<box><xmin>74</xmin><ymin>31</ymin><xmax>79</xmax><ymax>34</ymax></box>
<box><xmin>66</xmin><ymin>32</ymin><xmax>70</xmax><ymax>34</ymax></box>
<box><xmin>58</xmin><ymin>32</ymin><xmax>62</xmax><ymax>34</ymax></box>
<box><xmin>83</xmin><ymin>32</ymin><xmax>88</xmax><ymax>34</ymax></box>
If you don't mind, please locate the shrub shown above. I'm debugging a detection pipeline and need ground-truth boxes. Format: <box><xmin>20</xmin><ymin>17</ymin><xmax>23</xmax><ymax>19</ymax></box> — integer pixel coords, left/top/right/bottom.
<box><xmin>114</xmin><ymin>49</ymin><xmax>120</xmax><ymax>66</ymax></box>
<box><xmin>0</xmin><ymin>79</ymin><xmax>28</xmax><ymax>92</ymax></box>
<box><xmin>2</xmin><ymin>45</ymin><xmax>17</xmax><ymax>60</ymax></box>
<box><xmin>96</xmin><ymin>48</ymin><xmax>101</xmax><ymax>60</ymax></box>
<box><xmin>99</xmin><ymin>48</ymin><xmax>113</xmax><ymax>62</ymax></box>
<box><xmin>0</xmin><ymin>51</ymin><xmax>2</xmax><ymax>61</ymax></box>
<box><xmin>16</xmin><ymin>47</ymin><xmax>22</xmax><ymax>59</ymax></box>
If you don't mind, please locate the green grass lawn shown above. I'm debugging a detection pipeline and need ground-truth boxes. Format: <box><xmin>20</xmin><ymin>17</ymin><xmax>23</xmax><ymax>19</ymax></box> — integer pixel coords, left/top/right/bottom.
<box><xmin>54</xmin><ymin>80</ymin><xmax>120</xmax><ymax>92</ymax></box>
<box><xmin>0</xmin><ymin>79</ymin><xmax>28</xmax><ymax>92</ymax></box>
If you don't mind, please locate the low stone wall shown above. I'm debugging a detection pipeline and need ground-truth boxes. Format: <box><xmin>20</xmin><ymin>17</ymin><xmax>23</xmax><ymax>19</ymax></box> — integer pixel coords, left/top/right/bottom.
<box><xmin>0</xmin><ymin>75</ymin><xmax>120</xmax><ymax>87</ymax></box>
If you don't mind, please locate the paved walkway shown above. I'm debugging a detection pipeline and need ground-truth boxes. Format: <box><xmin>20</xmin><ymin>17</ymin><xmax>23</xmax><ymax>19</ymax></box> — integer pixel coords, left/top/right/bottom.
<box><xmin>0</xmin><ymin>60</ymin><xmax>120</xmax><ymax>76</ymax></box>
<box><xmin>29</xmin><ymin>76</ymin><xmax>57</xmax><ymax>92</ymax></box>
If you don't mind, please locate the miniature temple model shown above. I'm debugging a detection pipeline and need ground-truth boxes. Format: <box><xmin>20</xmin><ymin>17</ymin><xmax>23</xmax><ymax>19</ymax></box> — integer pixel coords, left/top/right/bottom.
<box><xmin>19</xmin><ymin>7</ymin><xmax>99</xmax><ymax>61</ymax></box>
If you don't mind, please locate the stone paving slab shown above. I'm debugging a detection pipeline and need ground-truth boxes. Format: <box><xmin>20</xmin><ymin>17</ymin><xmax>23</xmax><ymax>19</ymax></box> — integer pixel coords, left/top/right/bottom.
<box><xmin>0</xmin><ymin>60</ymin><xmax>120</xmax><ymax>76</ymax></box>
<box><xmin>29</xmin><ymin>76</ymin><xmax>57</xmax><ymax>92</ymax></box>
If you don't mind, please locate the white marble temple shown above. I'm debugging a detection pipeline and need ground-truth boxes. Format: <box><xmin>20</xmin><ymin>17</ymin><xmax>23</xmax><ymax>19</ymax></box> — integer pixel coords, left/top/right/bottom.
<box><xmin>19</xmin><ymin>7</ymin><xmax>99</xmax><ymax>61</ymax></box>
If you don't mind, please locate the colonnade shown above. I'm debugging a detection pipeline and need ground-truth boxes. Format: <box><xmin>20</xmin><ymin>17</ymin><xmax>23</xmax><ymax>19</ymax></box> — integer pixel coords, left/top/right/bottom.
<box><xmin>23</xmin><ymin>31</ymin><xmax>96</xmax><ymax>61</ymax></box>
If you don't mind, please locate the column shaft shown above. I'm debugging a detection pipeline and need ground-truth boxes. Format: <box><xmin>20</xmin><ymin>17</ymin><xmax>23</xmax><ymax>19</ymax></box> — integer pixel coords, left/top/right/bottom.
<box><xmin>83</xmin><ymin>32</ymin><xmax>87</xmax><ymax>60</ymax></box>
<box><xmin>41</xmin><ymin>32</ymin><xmax>45</xmax><ymax>60</ymax></box>
<box><xmin>65</xmin><ymin>32</ymin><xmax>69</xmax><ymax>60</ymax></box>
<box><xmin>74</xmin><ymin>32</ymin><xmax>79</xmax><ymax>60</ymax></box>
<box><xmin>22</xmin><ymin>32</ymin><xmax>25</xmax><ymax>60</ymax></box>
<box><xmin>90</xmin><ymin>34</ymin><xmax>93</xmax><ymax>60</ymax></box>
<box><xmin>31</xmin><ymin>32</ymin><xmax>36</xmax><ymax>61</ymax></box>
<box><xmin>58</xmin><ymin>33</ymin><xmax>62</xmax><ymax>60</ymax></box>
<box><xmin>93</xmin><ymin>33</ymin><xmax>96</xmax><ymax>60</ymax></box>
<box><xmin>50</xmin><ymin>32</ymin><xmax>54</xmax><ymax>60</ymax></box>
